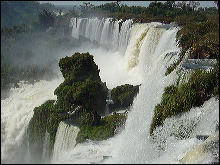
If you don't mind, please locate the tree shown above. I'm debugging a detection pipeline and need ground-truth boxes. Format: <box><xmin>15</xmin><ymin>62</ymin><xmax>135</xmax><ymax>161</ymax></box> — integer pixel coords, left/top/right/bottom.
<box><xmin>148</xmin><ymin>1</ymin><xmax>165</xmax><ymax>16</ymax></box>
<box><xmin>38</xmin><ymin>9</ymin><xmax>55</xmax><ymax>29</ymax></box>
<box><xmin>80</xmin><ymin>2</ymin><xmax>95</xmax><ymax>16</ymax></box>
<box><xmin>164</xmin><ymin>1</ymin><xmax>175</xmax><ymax>9</ymax></box>
<box><xmin>189</xmin><ymin>1</ymin><xmax>200</xmax><ymax>12</ymax></box>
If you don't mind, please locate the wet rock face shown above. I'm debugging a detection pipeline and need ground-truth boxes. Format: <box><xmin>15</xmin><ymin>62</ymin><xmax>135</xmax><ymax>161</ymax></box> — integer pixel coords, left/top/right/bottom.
<box><xmin>181</xmin><ymin>133</ymin><xmax>219</xmax><ymax>164</ymax></box>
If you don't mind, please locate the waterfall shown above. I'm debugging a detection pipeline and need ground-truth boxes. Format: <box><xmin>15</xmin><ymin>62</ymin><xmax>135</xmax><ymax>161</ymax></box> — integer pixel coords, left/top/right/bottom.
<box><xmin>42</xmin><ymin>131</ymin><xmax>50</xmax><ymax>163</ymax></box>
<box><xmin>51</xmin><ymin>121</ymin><xmax>80</xmax><ymax>163</ymax></box>
<box><xmin>104</xmin><ymin>22</ymin><xmax>181</xmax><ymax>164</ymax></box>
<box><xmin>1</xmin><ymin>79</ymin><xmax>63</xmax><ymax>163</ymax></box>
<box><xmin>1</xmin><ymin>17</ymin><xmax>218</xmax><ymax>164</ymax></box>
<box><xmin>70</xmin><ymin>17</ymin><xmax>133</xmax><ymax>53</ymax></box>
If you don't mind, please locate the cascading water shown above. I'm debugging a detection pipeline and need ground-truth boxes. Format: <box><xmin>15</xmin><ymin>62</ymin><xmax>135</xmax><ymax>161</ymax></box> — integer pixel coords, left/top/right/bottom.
<box><xmin>104</xmin><ymin>23</ymin><xmax>182</xmax><ymax>164</ymax></box>
<box><xmin>42</xmin><ymin>131</ymin><xmax>51</xmax><ymax>163</ymax></box>
<box><xmin>1</xmin><ymin>78</ymin><xmax>63</xmax><ymax>163</ymax></box>
<box><xmin>51</xmin><ymin>121</ymin><xmax>80</xmax><ymax>163</ymax></box>
<box><xmin>1</xmin><ymin>17</ymin><xmax>218</xmax><ymax>164</ymax></box>
<box><xmin>70</xmin><ymin>17</ymin><xmax>132</xmax><ymax>54</ymax></box>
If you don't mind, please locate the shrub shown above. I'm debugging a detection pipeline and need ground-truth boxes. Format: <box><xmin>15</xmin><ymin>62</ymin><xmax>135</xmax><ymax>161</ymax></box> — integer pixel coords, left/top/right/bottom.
<box><xmin>150</xmin><ymin>65</ymin><xmax>218</xmax><ymax>135</ymax></box>
<box><xmin>110</xmin><ymin>84</ymin><xmax>139</xmax><ymax>110</ymax></box>
<box><xmin>58</xmin><ymin>52</ymin><xmax>101</xmax><ymax>82</ymax></box>
<box><xmin>71</xmin><ymin>81</ymin><xmax>108</xmax><ymax>113</ymax></box>
<box><xmin>76</xmin><ymin>113</ymin><xmax>126</xmax><ymax>143</ymax></box>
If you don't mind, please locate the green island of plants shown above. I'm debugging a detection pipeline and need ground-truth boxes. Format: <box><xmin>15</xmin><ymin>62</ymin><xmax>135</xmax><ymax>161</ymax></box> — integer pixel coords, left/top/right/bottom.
<box><xmin>109</xmin><ymin>84</ymin><xmax>140</xmax><ymax>111</ymax></box>
<box><xmin>27</xmin><ymin>52</ymin><xmax>128</xmax><ymax>162</ymax></box>
<box><xmin>76</xmin><ymin>113</ymin><xmax>126</xmax><ymax>143</ymax></box>
<box><xmin>150</xmin><ymin>63</ymin><xmax>219</xmax><ymax>135</ymax></box>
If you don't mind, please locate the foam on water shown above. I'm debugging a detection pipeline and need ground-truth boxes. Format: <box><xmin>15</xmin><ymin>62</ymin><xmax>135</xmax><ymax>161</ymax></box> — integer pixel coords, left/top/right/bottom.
<box><xmin>1</xmin><ymin>17</ymin><xmax>218</xmax><ymax>164</ymax></box>
<box><xmin>1</xmin><ymin>78</ymin><xmax>63</xmax><ymax>163</ymax></box>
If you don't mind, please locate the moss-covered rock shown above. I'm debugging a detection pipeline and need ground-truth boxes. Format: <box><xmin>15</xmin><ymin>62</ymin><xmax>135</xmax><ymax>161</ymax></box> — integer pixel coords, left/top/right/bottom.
<box><xmin>28</xmin><ymin>52</ymin><xmax>109</xmax><ymax>162</ymax></box>
<box><xmin>76</xmin><ymin>113</ymin><xmax>126</xmax><ymax>143</ymax></box>
<box><xmin>28</xmin><ymin>52</ymin><xmax>135</xmax><ymax>162</ymax></box>
<box><xmin>110</xmin><ymin>84</ymin><xmax>140</xmax><ymax>110</ymax></box>
<box><xmin>71</xmin><ymin>81</ymin><xmax>107</xmax><ymax>114</ymax></box>
<box><xmin>58</xmin><ymin>52</ymin><xmax>101</xmax><ymax>82</ymax></box>
<box><xmin>150</xmin><ymin>64</ymin><xmax>219</xmax><ymax>135</ymax></box>
<box><xmin>54</xmin><ymin>52</ymin><xmax>108</xmax><ymax>114</ymax></box>
<box><xmin>28</xmin><ymin>100</ymin><xmax>71</xmax><ymax>163</ymax></box>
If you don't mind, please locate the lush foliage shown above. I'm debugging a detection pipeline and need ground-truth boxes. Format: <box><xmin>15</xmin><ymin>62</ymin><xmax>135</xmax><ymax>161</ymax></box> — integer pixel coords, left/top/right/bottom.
<box><xmin>38</xmin><ymin>9</ymin><xmax>56</xmax><ymax>29</ymax></box>
<box><xmin>110</xmin><ymin>84</ymin><xmax>140</xmax><ymax>110</ymax></box>
<box><xmin>150</xmin><ymin>64</ymin><xmax>219</xmax><ymax>135</ymax></box>
<box><xmin>28</xmin><ymin>100</ymin><xmax>71</xmax><ymax>163</ymax></box>
<box><xmin>1</xmin><ymin>6</ymin><xmax>74</xmax><ymax>90</ymax></box>
<box><xmin>79</xmin><ymin>1</ymin><xmax>219</xmax><ymax>77</ymax></box>
<box><xmin>2</xmin><ymin>1</ymin><xmax>219</xmax><ymax>162</ymax></box>
<box><xmin>165</xmin><ymin>6</ymin><xmax>219</xmax><ymax>75</ymax></box>
<box><xmin>54</xmin><ymin>52</ymin><xmax>107</xmax><ymax>114</ymax></box>
<box><xmin>58</xmin><ymin>52</ymin><xmax>101</xmax><ymax>81</ymax></box>
<box><xmin>28</xmin><ymin>52</ymin><xmax>125</xmax><ymax>161</ymax></box>
<box><xmin>1</xmin><ymin>1</ymin><xmax>55</xmax><ymax>28</ymax></box>
<box><xmin>79</xmin><ymin>1</ymin><xmax>218</xmax><ymax>23</ymax></box>
<box><xmin>71</xmin><ymin>81</ymin><xmax>107</xmax><ymax>112</ymax></box>
<box><xmin>76</xmin><ymin>113</ymin><xmax>126</xmax><ymax>143</ymax></box>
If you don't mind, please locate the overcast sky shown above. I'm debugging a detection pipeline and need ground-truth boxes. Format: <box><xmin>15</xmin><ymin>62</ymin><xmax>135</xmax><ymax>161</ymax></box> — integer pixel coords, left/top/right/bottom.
<box><xmin>39</xmin><ymin>1</ymin><xmax>217</xmax><ymax>8</ymax></box>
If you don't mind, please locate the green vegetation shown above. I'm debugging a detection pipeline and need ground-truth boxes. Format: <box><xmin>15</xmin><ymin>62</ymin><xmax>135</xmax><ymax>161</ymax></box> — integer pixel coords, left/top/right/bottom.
<box><xmin>28</xmin><ymin>100</ymin><xmax>71</xmax><ymax>163</ymax></box>
<box><xmin>38</xmin><ymin>9</ymin><xmax>55</xmax><ymax>30</ymax></box>
<box><xmin>78</xmin><ymin>1</ymin><xmax>218</xmax><ymax>76</ymax></box>
<box><xmin>166</xmin><ymin>16</ymin><xmax>219</xmax><ymax>75</ymax></box>
<box><xmin>28</xmin><ymin>52</ymin><xmax>114</xmax><ymax>162</ymax></box>
<box><xmin>1</xmin><ymin>1</ymin><xmax>218</xmax><ymax>89</ymax></box>
<box><xmin>76</xmin><ymin>113</ymin><xmax>126</xmax><ymax>143</ymax></box>
<box><xmin>1</xmin><ymin>1</ymin><xmax>78</xmax><ymax>90</ymax></box>
<box><xmin>54</xmin><ymin>52</ymin><xmax>107</xmax><ymax>114</ymax></box>
<box><xmin>110</xmin><ymin>84</ymin><xmax>140</xmax><ymax>110</ymax></box>
<box><xmin>2</xmin><ymin>0</ymin><xmax>219</xmax><ymax>161</ymax></box>
<box><xmin>1</xmin><ymin>1</ymin><xmax>55</xmax><ymax>28</ymax></box>
<box><xmin>150</xmin><ymin>64</ymin><xmax>219</xmax><ymax>135</ymax></box>
<box><xmin>71</xmin><ymin>81</ymin><xmax>107</xmax><ymax>112</ymax></box>
<box><xmin>58</xmin><ymin>52</ymin><xmax>101</xmax><ymax>81</ymax></box>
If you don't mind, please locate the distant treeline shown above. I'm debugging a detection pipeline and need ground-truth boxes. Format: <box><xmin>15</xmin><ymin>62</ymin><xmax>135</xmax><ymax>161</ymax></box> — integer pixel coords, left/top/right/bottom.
<box><xmin>77</xmin><ymin>1</ymin><xmax>218</xmax><ymax>22</ymax></box>
<box><xmin>1</xmin><ymin>1</ymin><xmax>56</xmax><ymax>28</ymax></box>
<box><xmin>1</xmin><ymin>1</ymin><xmax>219</xmax><ymax>90</ymax></box>
<box><xmin>1</xmin><ymin>1</ymin><xmax>73</xmax><ymax>89</ymax></box>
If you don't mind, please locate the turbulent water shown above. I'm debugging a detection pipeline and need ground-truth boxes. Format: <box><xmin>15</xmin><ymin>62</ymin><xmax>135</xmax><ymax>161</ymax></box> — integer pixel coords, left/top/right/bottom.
<box><xmin>1</xmin><ymin>17</ymin><xmax>219</xmax><ymax>164</ymax></box>
<box><xmin>1</xmin><ymin>79</ymin><xmax>63</xmax><ymax>163</ymax></box>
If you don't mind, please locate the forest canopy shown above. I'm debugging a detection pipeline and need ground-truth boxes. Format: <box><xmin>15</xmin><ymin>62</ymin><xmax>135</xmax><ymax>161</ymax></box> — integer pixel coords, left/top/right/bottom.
<box><xmin>1</xmin><ymin>1</ymin><xmax>56</xmax><ymax>28</ymax></box>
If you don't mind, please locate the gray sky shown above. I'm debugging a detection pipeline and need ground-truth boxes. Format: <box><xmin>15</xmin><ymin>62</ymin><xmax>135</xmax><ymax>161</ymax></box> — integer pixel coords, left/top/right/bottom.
<box><xmin>39</xmin><ymin>1</ymin><xmax>217</xmax><ymax>8</ymax></box>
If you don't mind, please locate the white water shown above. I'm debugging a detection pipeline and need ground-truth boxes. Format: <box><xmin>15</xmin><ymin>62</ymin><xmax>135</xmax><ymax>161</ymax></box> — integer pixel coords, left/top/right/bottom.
<box><xmin>70</xmin><ymin>17</ymin><xmax>132</xmax><ymax>54</ymax></box>
<box><xmin>1</xmin><ymin>78</ymin><xmax>63</xmax><ymax>163</ymax></box>
<box><xmin>42</xmin><ymin>131</ymin><xmax>51</xmax><ymax>163</ymax></box>
<box><xmin>1</xmin><ymin>17</ymin><xmax>219</xmax><ymax>164</ymax></box>
<box><xmin>52</xmin><ymin>121</ymin><xmax>80</xmax><ymax>162</ymax></box>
